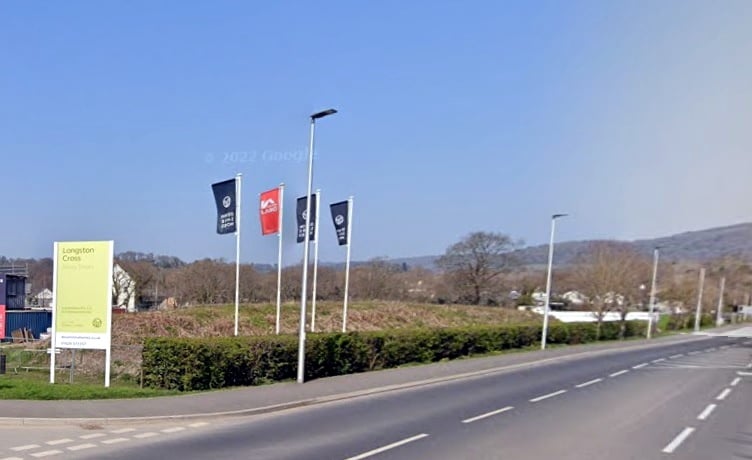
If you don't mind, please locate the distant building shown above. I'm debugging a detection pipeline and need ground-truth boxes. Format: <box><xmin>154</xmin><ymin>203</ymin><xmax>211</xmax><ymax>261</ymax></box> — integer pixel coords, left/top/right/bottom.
<box><xmin>562</xmin><ymin>291</ymin><xmax>588</xmax><ymax>306</ymax></box>
<box><xmin>35</xmin><ymin>288</ymin><xmax>53</xmax><ymax>308</ymax></box>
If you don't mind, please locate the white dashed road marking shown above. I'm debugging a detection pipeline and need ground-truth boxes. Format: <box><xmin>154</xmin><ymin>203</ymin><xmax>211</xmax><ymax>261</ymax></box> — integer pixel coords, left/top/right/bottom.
<box><xmin>79</xmin><ymin>433</ymin><xmax>106</xmax><ymax>440</ymax></box>
<box><xmin>575</xmin><ymin>378</ymin><xmax>602</xmax><ymax>388</ymax></box>
<box><xmin>632</xmin><ymin>363</ymin><xmax>648</xmax><ymax>369</ymax></box>
<box><xmin>161</xmin><ymin>427</ymin><xmax>187</xmax><ymax>434</ymax></box>
<box><xmin>11</xmin><ymin>445</ymin><xmax>40</xmax><ymax>452</ymax></box>
<box><xmin>697</xmin><ymin>404</ymin><xmax>717</xmax><ymax>421</ymax></box>
<box><xmin>346</xmin><ymin>434</ymin><xmax>430</xmax><ymax>460</ymax></box>
<box><xmin>731</xmin><ymin>377</ymin><xmax>742</xmax><ymax>386</ymax></box>
<box><xmin>530</xmin><ymin>390</ymin><xmax>567</xmax><ymax>402</ymax></box>
<box><xmin>462</xmin><ymin>406</ymin><xmax>514</xmax><ymax>424</ymax></box>
<box><xmin>46</xmin><ymin>438</ymin><xmax>73</xmax><ymax>446</ymax></box>
<box><xmin>111</xmin><ymin>428</ymin><xmax>136</xmax><ymax>434</ymax></box>
<box><xmin>68</xmin><ymin>444</ymin><xmax>97</xmax><ymax>451</ymax></box>
<box><xmin>134</xmin><ymin>432</ymin><xmax>160</xmax><ymax>439</ymax></box>
<box><xmin>663</xmin><ymin>427</ymin><xmax>695</xmax><ymax>454</ymax></box>
<box><xmin>102</xmin><ymin>438</ymin><xmax>129</xmax><ymax>445</ymax></box>
<box><xmin>670</xmin><ymin>354</ymin><xmax>684</xmax><ymax>359</ymax></box>
<box><xmin>652</xmin><ymin>358</ymin><xmax>666</xmax><ymax>363</ymax></box>
<box><xmin>189</xmin><ymin>422</ymin><xmax>209</xmax><ymax>428</ymax></box>
<box><xmin>716</xmin><ymin>388</ymin><xmax>732</xmax><ymax>401</ymax></box>
<box><xmin>31</xmin><ymin>451</ymin><xmax>63</xmax><ymax>458</ymax></box>
<box><xmin>609</xmin><ymin>370</ymin><xmax>629</xmax><ymax>378</ymax></box>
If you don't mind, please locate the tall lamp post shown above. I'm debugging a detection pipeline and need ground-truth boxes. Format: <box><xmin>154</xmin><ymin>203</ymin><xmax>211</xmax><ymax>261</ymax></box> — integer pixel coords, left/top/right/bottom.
<box><xmin>297</xmin><ymin>108</ymin><xmax>337</xmax><ymax>384</ymax></box>
<box><xmin>541</xmin><ymin>213</ymin><xmax>567</xmax><ymax>350</ymax></box>
<box><xmin>646</xmin><ymin>247</ymin><xmax>660</xmax><ymax>339</ymax></box>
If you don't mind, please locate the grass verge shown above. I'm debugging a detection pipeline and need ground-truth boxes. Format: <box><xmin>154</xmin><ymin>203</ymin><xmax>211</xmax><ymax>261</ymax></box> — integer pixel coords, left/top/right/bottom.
<box><xmin>0</xmin><ymin>371</ymin><xmax>181</xmax><ymax>400</ymax></box>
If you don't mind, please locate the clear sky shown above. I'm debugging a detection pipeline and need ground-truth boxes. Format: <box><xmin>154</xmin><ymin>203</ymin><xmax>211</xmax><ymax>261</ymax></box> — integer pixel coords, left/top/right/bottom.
<box><xmin>2</xmin><ymin>1</ymin><xmax>751</xmax><ymax>265</ymax></box>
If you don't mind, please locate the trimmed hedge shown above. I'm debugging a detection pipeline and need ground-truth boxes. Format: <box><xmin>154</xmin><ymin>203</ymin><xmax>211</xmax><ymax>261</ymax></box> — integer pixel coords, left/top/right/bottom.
<box><xmin>142</xmin><ymin>321</ymin><xmax>648</xmax><ymax>391</ymax></box>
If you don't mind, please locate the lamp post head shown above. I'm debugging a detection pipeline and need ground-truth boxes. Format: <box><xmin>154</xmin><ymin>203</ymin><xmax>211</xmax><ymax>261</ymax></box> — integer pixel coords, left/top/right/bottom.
<box><xmin>552</xmin><ymin>213</ymin><xmax>568</xmax><ymax>220</ymax></box>
<box><xmin>311</xmin><ymin>109</ymin><xmax>338</xmax><ymax>120</ymax></box>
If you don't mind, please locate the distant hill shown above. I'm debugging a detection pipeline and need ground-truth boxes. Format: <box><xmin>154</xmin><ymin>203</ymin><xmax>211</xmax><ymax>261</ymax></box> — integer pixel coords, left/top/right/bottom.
<box><xmin>387</xmin><ymin>222</ymin><xmax>752</xmax><ymax>270</ymax></box>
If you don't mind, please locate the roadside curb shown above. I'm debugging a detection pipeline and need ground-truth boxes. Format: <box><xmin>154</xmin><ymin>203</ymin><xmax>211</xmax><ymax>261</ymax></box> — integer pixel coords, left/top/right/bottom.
<box><xmin>0</xmin><ymin>333</ymin><xmax>714</xmax><ymax>426</ymax></box>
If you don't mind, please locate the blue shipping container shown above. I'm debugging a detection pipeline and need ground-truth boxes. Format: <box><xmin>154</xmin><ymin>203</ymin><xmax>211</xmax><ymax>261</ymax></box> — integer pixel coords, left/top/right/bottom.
<box><xmin>0</xmin><ymin>274</ymin><xmax>27</xmax><ymax>310</ymax></box>
<box><xmin>4</xmin><ymin>310</ymin><xmax>52</xmax><ymax>341</ymax></box>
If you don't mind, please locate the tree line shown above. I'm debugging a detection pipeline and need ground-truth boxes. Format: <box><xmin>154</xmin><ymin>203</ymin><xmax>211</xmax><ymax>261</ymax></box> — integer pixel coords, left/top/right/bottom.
<box><xmin>5</xmin><ymin>233</ymin><xmax>752</xmax><ymax>311</ymax></box>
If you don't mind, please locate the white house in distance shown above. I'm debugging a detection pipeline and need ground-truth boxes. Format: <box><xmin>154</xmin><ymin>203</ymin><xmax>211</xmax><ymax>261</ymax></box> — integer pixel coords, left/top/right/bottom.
<box><xmin>112</xmin><ymin>264</ymin><xmax>136</xmax><ymax>312</ymax></box>
<box><xmin>562</xmin><ymin>290</ymin><xmax>587</xmax><ymax>306</ymax></box>
<box><xmin>35</xmin><ymin>288</ymin><xmax>54</xmax><ymax>308</ymax></box>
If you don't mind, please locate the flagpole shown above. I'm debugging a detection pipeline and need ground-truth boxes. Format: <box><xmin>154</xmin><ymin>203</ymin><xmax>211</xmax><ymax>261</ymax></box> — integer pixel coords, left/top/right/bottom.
<box><xmin>342</xmin><ymin>196</ymin><xmax>353</xmax><ymax>333</ymax></box>
<box><xmin>234</xmin><ymin>173</ymin><xmax>242</xmax><ymax>337</ymax></box>
<box><xmin>311</xmin><ymin>189</ymin><xmax>321</xmax><ymax>332</ymax></box>
<box><xmin>275</xmin><ymin>183</ymin><xmax>285</xmax><ymax>335</ymax></box>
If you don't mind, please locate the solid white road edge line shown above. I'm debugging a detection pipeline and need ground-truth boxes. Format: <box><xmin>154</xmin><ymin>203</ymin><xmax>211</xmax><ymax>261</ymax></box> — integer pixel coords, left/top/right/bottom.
<box><xmin>345</xmin><ymin>434</ymin><xmax>429</xmax><ymax>460</ymax></box>
<box><xmin>731</xmin><ymin>377</ymin><xmax>742</xmax><ymax>386</ymax></box>
<box><xmin>697</xmin><ymin>404</ymin><xmax>717</xmax><ymax>421</ymax></box>
<box><xmin>575</xmin><ymin>378</ymin><xmax>603</xmax><ymax>388</ymax></box>
<box><xmin>530</xmin><ymin>390</ymin><xmax>567</xmax><ymax>402</ymax></box>
<box><xmin>609</xmin><ymin>370</ymin><xmax>629</xmax><ymax>378</ymax></box>
<box><xmin>662</xmin><ymin>427</ymin><xmax>695</xmax><ymax>454</ymax></box>
<box><xmin>462</xmin><ymin>406</ymin><xmax>514</xmax><ymax>424</ymax></box>
<box><xmin>716</xmin><ymin>388</ymin><xmax>732</xmax><ymax>401</ymax></box>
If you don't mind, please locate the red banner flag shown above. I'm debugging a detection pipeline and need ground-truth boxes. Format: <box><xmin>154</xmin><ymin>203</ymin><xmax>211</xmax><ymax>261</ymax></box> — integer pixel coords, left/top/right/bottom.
<box><xmin>260</xmin><ymin>188</ymin><xmax>281</xmax><ymax>235</ymax></box>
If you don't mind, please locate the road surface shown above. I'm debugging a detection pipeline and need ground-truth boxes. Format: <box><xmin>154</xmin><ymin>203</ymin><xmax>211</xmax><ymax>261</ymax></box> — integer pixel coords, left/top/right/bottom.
<box><xmin>1</xmin><ymin>330</ymin><xmax>750</xmax><ymax>460</ymax></box>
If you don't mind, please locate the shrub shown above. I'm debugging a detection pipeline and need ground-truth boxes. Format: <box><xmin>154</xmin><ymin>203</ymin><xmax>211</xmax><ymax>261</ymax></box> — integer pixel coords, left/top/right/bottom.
<box><xmin>142</xmin><ymin>321</ymin><xmax>648</xmax><ymax>391</ymax></box>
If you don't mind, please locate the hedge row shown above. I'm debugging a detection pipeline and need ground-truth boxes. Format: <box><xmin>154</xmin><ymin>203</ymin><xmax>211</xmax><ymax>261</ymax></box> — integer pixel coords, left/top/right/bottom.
<box><xmin>142</xmin><ymin>321</ymin><xmax>648</xmax><ymax>391</ymax></box>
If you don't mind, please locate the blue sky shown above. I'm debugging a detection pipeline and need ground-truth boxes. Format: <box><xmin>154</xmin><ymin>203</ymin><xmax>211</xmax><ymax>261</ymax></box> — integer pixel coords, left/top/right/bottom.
<box><xmin>2</xmin><ymin>1</ymin><xmax>751</xmax><ymax>265</ymax></box>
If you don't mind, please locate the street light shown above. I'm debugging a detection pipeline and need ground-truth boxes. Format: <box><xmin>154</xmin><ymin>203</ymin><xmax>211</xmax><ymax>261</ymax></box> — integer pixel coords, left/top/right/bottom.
<box><xmin>541</xmin><ymin>213</ymin><xmax>567</xmax><ymax>350</ymax></box>
<box><xmin>297</xmin><ymin>108</ymin><xmax>337</xmax><ymax>384</ymax></box>
<box><xmin>646</xmin><ymin>247</ymin><xmax>659</xmax><ymax>339</ymax></box>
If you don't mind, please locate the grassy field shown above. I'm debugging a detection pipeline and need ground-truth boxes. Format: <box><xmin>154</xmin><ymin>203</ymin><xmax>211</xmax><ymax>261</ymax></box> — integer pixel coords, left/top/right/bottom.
<box><xmin>110</xmin><ymin>300</ymin><xmax>538</xmax><ymax>343</ymax></box>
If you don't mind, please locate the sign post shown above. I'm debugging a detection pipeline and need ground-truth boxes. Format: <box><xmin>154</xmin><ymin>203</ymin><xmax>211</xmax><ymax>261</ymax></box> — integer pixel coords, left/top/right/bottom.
<box><xmin>50</xmin><ymin>241</ymin><xmax>114</xmax><ymax>387</ymax></box>
<box><xmin>0</xmin><ymin>305</ymin><xmax>6</xmax><ymax>341</ymax></box>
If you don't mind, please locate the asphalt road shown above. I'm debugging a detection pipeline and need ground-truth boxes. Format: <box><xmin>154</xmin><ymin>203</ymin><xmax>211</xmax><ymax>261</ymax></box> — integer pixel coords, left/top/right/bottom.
<box><xmin>40</xmin><ymin>332</ymin><xmax>748</xmax><ymax>460</ymax></box>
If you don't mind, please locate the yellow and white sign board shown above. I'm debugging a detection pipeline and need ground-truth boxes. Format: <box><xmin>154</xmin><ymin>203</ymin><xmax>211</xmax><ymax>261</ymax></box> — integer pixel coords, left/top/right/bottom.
<box><xmin>52</xmin><ymin>241</ymin><xmax>114</xmax><ymax>350</ymax></box>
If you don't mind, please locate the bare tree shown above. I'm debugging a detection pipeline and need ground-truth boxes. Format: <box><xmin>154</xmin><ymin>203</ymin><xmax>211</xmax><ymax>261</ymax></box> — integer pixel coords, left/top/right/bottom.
<box><xmin>572</xmin><ymin>242</ymin><xmax>650</xmax><ymax>338</ymax></box>
<box><xmin>437</xmin><ymin>231</ymin><xmax>522</xmax><ymax>305</ymax></box>
<box><xmin>172</xmin><ymin>259</ymin><xmax>234</xmax><ymax>304</ymax></box>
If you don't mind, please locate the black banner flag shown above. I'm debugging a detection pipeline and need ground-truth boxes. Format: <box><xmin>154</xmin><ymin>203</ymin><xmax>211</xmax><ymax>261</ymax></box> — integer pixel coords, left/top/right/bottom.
<box><xmin>329</xmin><ymin>200</ymin><xmax>350</xmax><ymax>246</ymax></box>
<box><xmin>211</xmin><ymin>179</ymin><xmax>237</xmax><ymax>234</ymax></box>
<box><xmin>296</xmin><ymin>194</ymin><xmax>317</xmax><ymax>243</ymax></box>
